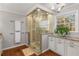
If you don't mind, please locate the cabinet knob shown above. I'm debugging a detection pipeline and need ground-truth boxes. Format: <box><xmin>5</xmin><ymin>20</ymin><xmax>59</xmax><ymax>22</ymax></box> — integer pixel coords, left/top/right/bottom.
<box><xmin>70</xmin><ymin>42</ymin><xmax>75</xmax><ymax>47</ymax></box>
<box><xmin>10</xmin><ymin>33</ymin><xmax>14</xmax><ymax>35</ymax></box>
<box><xmin>70</xmin><ymin>43</ymin><xmax>75</xmax><ymax>47</ymax></box>
<box><xmin>70</xmin><ymin>45</ymin><xmax>74</xmax><ymax>47</ymax></box>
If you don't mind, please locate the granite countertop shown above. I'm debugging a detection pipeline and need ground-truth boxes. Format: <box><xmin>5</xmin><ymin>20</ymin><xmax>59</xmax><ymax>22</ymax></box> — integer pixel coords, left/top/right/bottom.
<box><xmin>48</xmin><ymin>33</ymin><xmax>79</xmax><ymax>42</ymax></box>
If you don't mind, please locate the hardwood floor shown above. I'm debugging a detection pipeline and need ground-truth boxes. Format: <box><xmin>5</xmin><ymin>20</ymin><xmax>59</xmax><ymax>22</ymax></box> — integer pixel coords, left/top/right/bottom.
<box><xmin>1</xmin><ymin>45</ymin><xmax>27</xmax><ymax>56</ymax></box>
<box><xmin>39</xmin><ymin>50</ymin><xmax>60</xmax><ymax>56</ymax></box>
<box><xmin>1</xmin><ymin>45</ymin><xmax>60</xmax><ymax>56</ymax></box>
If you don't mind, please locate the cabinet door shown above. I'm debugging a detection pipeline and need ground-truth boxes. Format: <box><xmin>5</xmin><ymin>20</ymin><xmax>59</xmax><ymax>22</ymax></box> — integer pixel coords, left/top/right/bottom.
<box><xmin>49</xmin><ymin>37</ymin><xmax>56</xmax><ymax>51</ymax></box>
<box><xmin>66</xmin><ymin>41</ymin><xmax>79</xmax><ymax>56</ymax></box>
<box><xmin>56</xmin><ymin>38</ymin><xmax>65</xmax><ymax>55</ymax></box>
<box><xmin>42</xmin><ymin>34</ymin><xmax>48</xmax><ymax>51</ymax></box>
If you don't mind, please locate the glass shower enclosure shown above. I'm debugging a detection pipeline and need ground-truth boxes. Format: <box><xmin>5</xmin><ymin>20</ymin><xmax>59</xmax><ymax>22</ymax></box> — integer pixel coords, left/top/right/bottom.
<box><xmin>27</xmin><ymin>8</ymin><xmax>52</xmax><ymax>54</ymax></box>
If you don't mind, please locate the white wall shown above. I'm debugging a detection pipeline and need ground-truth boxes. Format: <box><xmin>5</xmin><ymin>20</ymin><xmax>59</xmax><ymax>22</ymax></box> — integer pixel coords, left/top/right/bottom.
<box><xmin>0</xmin><ymin>11</ymin><xmax>28</xmax><ymax>50</ymax></box>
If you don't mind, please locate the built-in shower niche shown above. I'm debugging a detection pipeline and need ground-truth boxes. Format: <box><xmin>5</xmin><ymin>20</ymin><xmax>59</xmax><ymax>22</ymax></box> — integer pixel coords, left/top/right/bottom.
<box><xmin>27</xmin><ymin>8</ymin><xmax>53</xmax><ymax>54</ymax></box>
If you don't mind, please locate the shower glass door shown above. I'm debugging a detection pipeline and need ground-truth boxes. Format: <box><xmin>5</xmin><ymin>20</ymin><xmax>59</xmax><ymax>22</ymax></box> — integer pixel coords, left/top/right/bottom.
<box><xmin>27</xmin><ymin>8</ymin><xmax>51</xmax><ymax>53</ymax></box>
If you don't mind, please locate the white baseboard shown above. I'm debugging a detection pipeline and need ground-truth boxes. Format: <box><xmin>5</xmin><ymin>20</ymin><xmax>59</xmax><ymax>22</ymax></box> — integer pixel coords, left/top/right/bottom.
<box><xmin>2</xmin><ymin>43</ymin><xmax>28</xmax><ymax>51</ymax></box>
<box><xmin>42</xmin><ymin>48</ymin><xmax>49</xmax><ymax>53</ymax></box>
<box><xmin>24</xmin><ymin>43</ymin><xmax>29</xmax><ymax>46</ymax></box>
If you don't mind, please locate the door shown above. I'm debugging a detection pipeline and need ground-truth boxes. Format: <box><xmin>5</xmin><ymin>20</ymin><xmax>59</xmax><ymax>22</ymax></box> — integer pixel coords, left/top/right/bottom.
<box><xmin>66</xmin><ymin>41</ymin><xmax>79</xmax><ymax>56</ymax></box>
<box><xmin>42</xmin><ymin>34</ymin><xmax>48</xmax><ymax>51</ymax></box>
<box><xmin>56</xmin><ymin>38</ymin><xmax>65</xmax><ymax>55</ymax></box>
<box><xmin>49</xmin><ymin>37</ymin><xmax>56</xmax><ymax>51</ymax></box>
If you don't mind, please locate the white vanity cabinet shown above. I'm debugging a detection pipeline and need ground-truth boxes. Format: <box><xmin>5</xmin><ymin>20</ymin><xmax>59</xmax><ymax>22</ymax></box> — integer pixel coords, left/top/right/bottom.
<box><xmin>49</xmin><ymin>37</ymin><xmax>65</xmax><ymax>55</ymax></box>
<box><xmin>48</xmin><ymin>36</ymin><xmax>79</xmax><ymax>56</ymax></box>
<box><xmin>48</xmin><ymin>37</ymin><xmax>56</xmax><ymax>52</ymax></box>
<box><xmin>55</xmin><ymin>38</ymin><xmax>65</xmax><ymax>55</ymax></box>
<box><xmin>65</xmin><ymin>40</ymin><xmax>79</xmax><ymax>56</ymax></box>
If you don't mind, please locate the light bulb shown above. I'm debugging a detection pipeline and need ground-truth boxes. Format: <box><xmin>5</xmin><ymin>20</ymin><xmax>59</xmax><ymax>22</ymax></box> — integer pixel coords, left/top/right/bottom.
<box><xmin>51</xmin><ymin>3</ymin><xmax>66</xmax><ymax>13</ymax></box>
<box><xmin>37</xmin><ymin>8</ymin><xmax>40</xmax><ymax>11</ymax></box>
<box><xmin>51</xmin><ymin>5</ymin><xmax>55</xmax><ymax>10</ymax></box>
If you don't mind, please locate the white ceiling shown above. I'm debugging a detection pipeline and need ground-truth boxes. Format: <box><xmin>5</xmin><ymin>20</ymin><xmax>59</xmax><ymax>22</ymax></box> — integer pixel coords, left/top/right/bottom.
<box><xmin>0</xmin><ymin>3</ymin><xmax>77</xmax><ymax>16</ymax></box>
